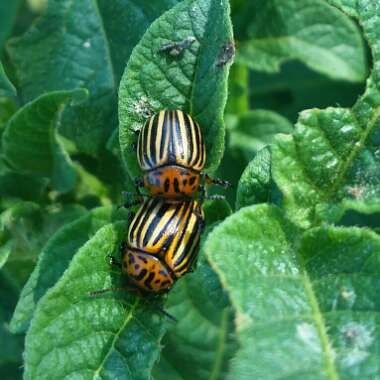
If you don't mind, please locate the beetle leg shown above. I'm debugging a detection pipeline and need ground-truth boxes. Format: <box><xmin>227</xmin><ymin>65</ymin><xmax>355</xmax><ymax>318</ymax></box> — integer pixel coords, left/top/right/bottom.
<box><xmin>133</xmin><ymin>177</ymin><xmax>144</xmax><ymax>195</ymax></box>
<box><xmin>107</xmin><ymin>254</ymin><xmax>122</xmax><ymax>269</ymax></box>
<box><xmin>89</xmin><ymin>285</ymin><xmax>139</xmax><ymax>298</ymax></box>
<box><xmin>119</xmin><ymin>190</ymin><xmax>143</xmax><ymax>209</ymax></box>
<box><xmin>202</xmin><ymin>173</ymin><xmax>230</xmax><ymax>188</ymax></box>
<box><xmin>198</xmin><ymin>184</ymin><xmax>206</xmax><ymax>203</ymax></box>
<box><xmin>198</xmin><ymin>185</ymin><xmax>225</xmax><ymax>204</ymax></box>
<box><xmin>118</xmin><ymin>199</ymin><xmax>142</xmax><ymax>210</ymax></box>
<box><xmin>206</xmin><ymin>194</ymin><xmax>226</xmax><ymax>201</ymax></box>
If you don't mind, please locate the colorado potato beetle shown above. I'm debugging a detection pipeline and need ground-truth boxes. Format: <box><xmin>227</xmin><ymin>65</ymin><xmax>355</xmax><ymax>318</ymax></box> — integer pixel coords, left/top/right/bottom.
<box><xmin>122</xmin><ymin>197</ymin><xmax>204</xmax><ymax>293</ymax></box>
<box><xmin>135</xmin><ymin>110</ymin><xmax>228</xmax><ymax>199</ymax></box>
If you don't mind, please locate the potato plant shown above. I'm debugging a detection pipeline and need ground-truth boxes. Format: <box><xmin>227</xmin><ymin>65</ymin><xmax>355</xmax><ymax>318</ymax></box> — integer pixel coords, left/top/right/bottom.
<box><xmin>0</xmin><ymin>0</ymin><xmax>379</xmax><ymax>379</ymax></box>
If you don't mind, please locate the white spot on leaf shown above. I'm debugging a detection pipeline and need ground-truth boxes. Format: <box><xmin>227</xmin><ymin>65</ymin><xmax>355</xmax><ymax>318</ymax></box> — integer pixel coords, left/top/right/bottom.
<box><xmin>83</xmin><ymin>40</ymin><xmax>91</xmax><ymax>49</ymax></box>
<box><xmin>296</xmin><ymin>323</ymin><xmax>321</xmax><ymax>353</ymax></box>
<box><xmin>340</xmin><ymin>322</ymin><xmax>374</xmax><ymax>367</ymax></box>
<box><xmin>341</xmin><ymin>322</ymin><xmax>374</xmax><ymax>349</ymax></box>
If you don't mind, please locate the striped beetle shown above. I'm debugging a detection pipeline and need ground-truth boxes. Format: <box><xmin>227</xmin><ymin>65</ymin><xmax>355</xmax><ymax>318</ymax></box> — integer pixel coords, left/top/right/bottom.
<box><xmin>135</xmin><ymin>110</ymin><xmax>228</xmax><ymax>199</ymax></box>
<box><xmin>121</xmin><ymin>197</ymin><xmax>204</xmax><ymax>293</ymax></box>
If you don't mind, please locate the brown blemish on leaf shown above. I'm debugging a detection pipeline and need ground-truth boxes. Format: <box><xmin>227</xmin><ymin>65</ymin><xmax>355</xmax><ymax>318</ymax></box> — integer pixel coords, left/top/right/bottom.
<box><xmin>216</xmin><ymin>41</ymin><xmax>235</xmax><ymax>67</ymax></box>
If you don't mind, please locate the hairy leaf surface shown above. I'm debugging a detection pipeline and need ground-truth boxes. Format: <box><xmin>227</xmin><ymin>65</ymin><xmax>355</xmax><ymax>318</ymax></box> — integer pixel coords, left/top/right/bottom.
<box><xmin>10</xmin><ymin>207</ymin><xmax>127</xmax><ymax>333</ymax></box>
<box><xmin>206</xmin><ymin>204</ymin><xmax>380</xmax><ymax>380</ymax></box>
<box><xmin>119</xmin><ymin>0</ymin><xmax>234</xmax><ymax>176</ymax></box>
<box><xmin>24</xmin><ymin>222</ymin><xmax>167</xmax><ymax>380</ymax></box>
<box><xmin>2</xmin><ymin>90</ymin><xmax>87</xmax><ymax>192</ymax></box>
<box><xmin>7</xmin><ymin>0</ymin><xmax>178</xmax><ymax>155</ymax></box>
<box><xmin>237</xmin><ymin>0</ymin><xmax>367</xmax><ymax>82</ymax></box>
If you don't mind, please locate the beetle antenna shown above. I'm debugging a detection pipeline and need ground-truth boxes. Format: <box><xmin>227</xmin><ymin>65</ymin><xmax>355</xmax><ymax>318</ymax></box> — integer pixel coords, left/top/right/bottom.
<box><xmin>155</xmin><ymin>305</ymin><xmax>177</xmax><ymax>323</ymax></box>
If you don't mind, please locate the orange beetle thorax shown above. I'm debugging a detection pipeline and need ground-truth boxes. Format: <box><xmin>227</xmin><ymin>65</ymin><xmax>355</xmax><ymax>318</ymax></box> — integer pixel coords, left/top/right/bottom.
<box><xmin>143</xmin><ymin>165</ymin><xmax>201</xmax><ymax>198</ymax></box>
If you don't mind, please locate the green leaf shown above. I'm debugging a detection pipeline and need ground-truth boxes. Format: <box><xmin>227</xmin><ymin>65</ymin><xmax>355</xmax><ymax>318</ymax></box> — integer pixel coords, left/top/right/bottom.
<box><xmin>119</xmin><ymin>0</ymin><xmax>234</xmax><ymax>177</ymax></box>
<box><xmin>2</xmin><ymin>89</ymin><xmax>87</xmax><ymax>192</ymax></box>
<box><xmin>217</xmin><ymin>110</ymin><xmax>291</xmax><ymax>205</ymax></box>
<box><xmin>0</xmin><ymin>62</ymin><xmax>17</xmax><ymax>131</ymax></box>
<box><xmin>203</xmin><ymin>198</ymin><xmax>232</xmax><ymax>227</ymax></box>
<box><xmin>0</xmin><ymin>160</ymin><xmax>47</xmax><ymax>201</ymax></box>
<box><xmin>24</xmin><ymin>222</ymin><xmax>167</xmax><ymax>380</ymax></box>
<box><xmin>250</xmin><ymin>61</ymin><xmax>365</xmax><ymax>124</ymax></box>
<box><xmin>0</xmin><ymin>240</ymin><xmax>12</xmax><ymax>269</ymax></box>
<box><xmin>0</xmin><ymin>62</ymin><xmax>16</xmax><ymax>99</ymax></box>
<box><xmin>0</xmin><ymin>1</ymin><xmax>21</xmax><ymax>50</ymax></box>
<box><xmin>0</xmin><ymin>272</ymin><xmax>23</xmax><ymax>373</ymax></box>
<box><xmin>155</xmin><ymin>256</ymin><xmax>236</xmax><ymax>380</ymax></box>
<box><xmin>206</xmin><ymin>204</ymin><xmax>380</xmax><ymax>379</ymax></box>
<box><xmin>272</xmin><ymin>89</ymin><xmax>380</xmax><ymax>228</ymax></box>
<box><xmin>325</xmin><ymin>0</ymin><xmax>358</xmax><ymax>17</ymax></box>
<box><xmin>236</xmin><ymin>147</ymin><xmax>272</xmax><ymax>210</ymax></box>
<box><xmin>236</xmin><ymin>0</ymin><xmax>367</xmax><ymax>82</ymax></box>
<box><xmin>229</xmin><ymin>109</ymin><xmax>293</xmax><ymax>162</ymax></box>
<box><xmin>225</xmin><ymin>63</ymin><xmax>249</xmax><ymax>114</ymax></box>
<box><xmin>271</xmin><ymin>0</ymin><xmax>380</xmax><ymax>227</ymax></box>
<box><xmin>154</xmin><ymin>202</ymin><xmax>236</xmax><ymax>380</ymax></box>
<box><xmin>10</xmin><ymin>206</ymin><xmax>127</xmax><ymax>333</ymax></box>
<box><xmin>1</xmin><ymin>201</ymin><xmax>86</xmax><ymax>288</ymax></box>
<box><xmin>7</xmin><ymin>0</ymin><xmax>179</xmax><ymax>155</ymax></box>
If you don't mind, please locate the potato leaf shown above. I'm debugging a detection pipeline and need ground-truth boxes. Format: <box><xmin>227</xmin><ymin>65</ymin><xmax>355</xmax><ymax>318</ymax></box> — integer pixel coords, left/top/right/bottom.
<box><xmin>237</xmin><ymin>0</ymin><xmax>367</xmax><ymax>82</ymax></box>
<box><xmin>24</xmin><ymin>222</ymin><xmax>167</xmax><ymax>380</ymax></box>
<box><xmin>206</xmin><ymin>204</ymin><xmax>380</xmax><ymax>380</ymax></box>
<box><xmin>10</xmin><ymin>207</ymin><xmax>127</xmax><ymax>333</ymax></box>
<box><xmin>7</xmin><ymin>0</ymin><xmax>179</xmax><ymax>155</ymax></box>
<box><xmin>119</xmin><ymin>0</ymin><xmax>234</xmax><ymax>176</ymax></box>
<box><xmin>155</xmin><ymin>256</ymin><xmax>236</xmax><ymax>380</ymax></box>
<box><xmin>236</xmin><ymin>146</ymin><xmax>272</xmax><ymax>210</ymax></box>
<box><xmin>2</xmin><ymin>89</ymin><xmax>87</xmax><ymax>192</ymax></box>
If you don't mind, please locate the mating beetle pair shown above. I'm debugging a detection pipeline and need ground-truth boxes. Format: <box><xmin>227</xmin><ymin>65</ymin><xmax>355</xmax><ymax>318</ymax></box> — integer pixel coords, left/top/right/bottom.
<box><xmin>117</xmin><ymin>110</ymin><xmax>227</xmax><ymax>294</ymax></box>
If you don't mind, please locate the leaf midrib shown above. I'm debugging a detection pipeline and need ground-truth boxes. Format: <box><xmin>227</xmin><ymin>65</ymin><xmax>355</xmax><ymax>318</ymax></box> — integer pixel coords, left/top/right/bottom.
<box><xmin>92</xmin><ymin>298</ymin><xmax>139</xmax><ymax>380</ymax></box>
<box><xmin>300</xmin><ymin>269</ymin><xmax>339</xmax><ymax>380</ymax></box>
<box><xmin>326</xmin><ymin>105</ymin><xmax>380</xmax><ymax>200</ymax></box>
<box><xmin>209</xmin><ymin>307</ymin><xmax>229</xmax><ymax>380</ymax></box>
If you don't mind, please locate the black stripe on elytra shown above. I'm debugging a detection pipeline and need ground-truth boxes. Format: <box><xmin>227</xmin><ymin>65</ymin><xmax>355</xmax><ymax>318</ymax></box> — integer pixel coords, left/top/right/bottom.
<box><xmin>134</xmin><ymin>199</ymin><xmax>159</xmax><ymax>246</ymax></box>
<box><xmin>143</xmin><ymin>201</ymin><xmax>171</xmax><ymax>246</ymax></box>
<box><xmin>149</xmin><ymin>113</ymin><xmax>158</xmax><ymax>167</ymax></box>
<box><xmin>159</xmin><ymin>111</ymin><xmax>169</xmax><ymax>162</ymax></box>
<box><xmin>174</xmin><ymin>111</ymin><xmax>184</xmax><ymax>160</ymax></box>
<box><xmin>172</xmin><ymin>206</ymin><xmax>194</xmax><ymax>268</ymax></box>
<box><xmin>184</xmin><ymin>113</ymin><xmax>194</xmax><ymax>165</ymax></box>
<box><xmin>128</xmin><ymin>200</ymin><xmax>151</xmax><ymax>242</ymax></box>
<box><xmin>134</xmin><ymin>268</ymin><xmax>147</xmax><ymax>281</ymax></box>
<box><xmin>175</xmin><ymin>217</ymin><xmax>201</xmax><ymax>271</ymax></box>
<box><xmin>152</xmin><ymin>202</ymin><xmax>183</xmax><ymax>246</ymax></box>
<box><xmin>187</xmin><ymin>236</ymin><xmax>201</xmax><ymax>269</ymax></box>
<box><xmin>161</xmin><ymin>203</ymin><xmax>189</xmax><ymax>253</ymax></box>
<box><xmin>168</xmin><ymin>111</ymin><xmax>177</xmax><ymax>162</ymax></box>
